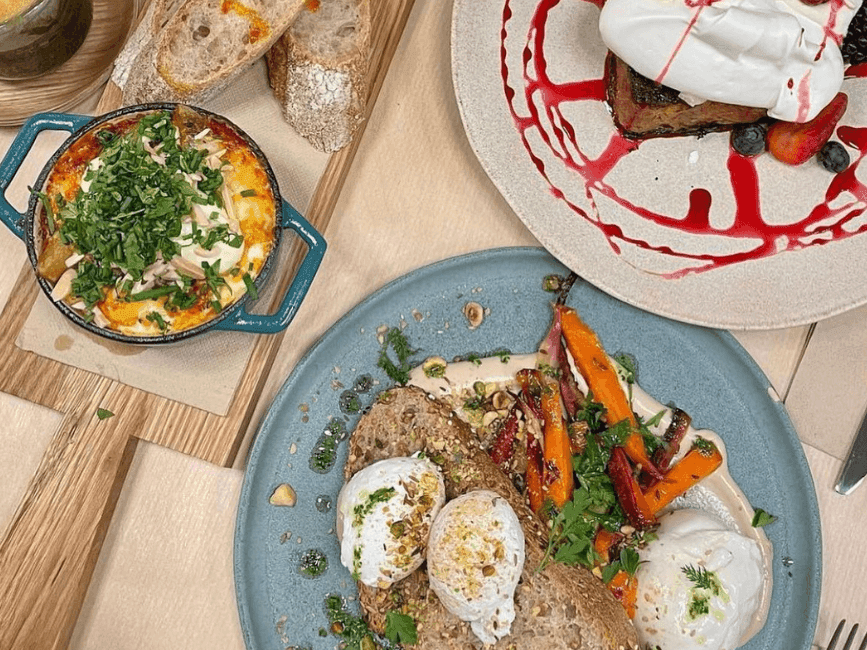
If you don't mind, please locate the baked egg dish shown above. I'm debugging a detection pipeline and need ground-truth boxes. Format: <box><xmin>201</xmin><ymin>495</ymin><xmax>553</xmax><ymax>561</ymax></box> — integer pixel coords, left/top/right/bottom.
<box><xmin>34</xmin><ymin>105</ymin><xmax>277</xmax><ymax>338</ymax></box>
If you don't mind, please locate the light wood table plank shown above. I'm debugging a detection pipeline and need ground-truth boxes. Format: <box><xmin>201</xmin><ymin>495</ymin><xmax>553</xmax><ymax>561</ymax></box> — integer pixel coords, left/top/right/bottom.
<box><xmin>1</xmin><ymin>0</ymin><xmax>863</xmax><ymax>648</ymax></box>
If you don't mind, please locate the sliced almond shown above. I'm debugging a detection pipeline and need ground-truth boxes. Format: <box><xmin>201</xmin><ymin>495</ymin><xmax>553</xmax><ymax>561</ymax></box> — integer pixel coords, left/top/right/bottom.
<box><xmin>50</xmin><ymin>268</ymin><xmax>77</xmax><ymax>302</ymax></box>
<box><xmin>64</xmin><ymin>253</ymin><xmax>85</xmax><ymax>268</ymax></box>
<box><xmin>170</xmin><ymin>255</ymin><xmax>205</xmax><ymax>280</ymax></box>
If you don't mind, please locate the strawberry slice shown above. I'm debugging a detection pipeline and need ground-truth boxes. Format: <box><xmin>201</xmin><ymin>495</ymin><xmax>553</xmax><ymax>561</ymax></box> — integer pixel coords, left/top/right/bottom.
<box><xmin>767</xmin><ymin>92</ymin><xmax>848</xmax><ymax>165</ymax></box>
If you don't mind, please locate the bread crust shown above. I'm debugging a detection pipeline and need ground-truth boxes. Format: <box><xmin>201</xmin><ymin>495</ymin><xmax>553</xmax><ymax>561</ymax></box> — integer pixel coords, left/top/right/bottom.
<box><xmin>345</xmin><ymin>386</ymin><xmax>640</xmax><ymax>650</ymax></box>
<box><xmin>265</xmin><ymin>0</ymin><xmax>371</xmax><ymax>152</ymax></box>
<box><xmin>121</xmin><ymin>0</ymin><xmax>307</xmax><ymax>104</ymax></box>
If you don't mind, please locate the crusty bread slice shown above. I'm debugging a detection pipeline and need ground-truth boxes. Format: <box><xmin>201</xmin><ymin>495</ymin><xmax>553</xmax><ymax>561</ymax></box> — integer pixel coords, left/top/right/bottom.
<box><xmin>345</xmin><ymin>386</ymin><xmax>639</xmax><ymax>650</ymax></box>
<box><xmin>121</xmin><ymin>0</ymin><xmax>307</xmax><ymax>104</ymax></box>
<box><xmin>265</xmin><ymin>0</ymin><xmax>371</xmax><ymax>152</ymax></box>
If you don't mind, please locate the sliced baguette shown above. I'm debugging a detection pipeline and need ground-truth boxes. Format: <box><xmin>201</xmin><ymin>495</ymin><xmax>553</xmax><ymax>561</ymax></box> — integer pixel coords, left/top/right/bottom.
<box><xmin>266</xmin><ymin>0</ymin><xmax>371</xmax><ymax>153</ymax></box>
<box><xmin>122</xmin><ymin>0</ymin><xmax>307</xmax><ymax>104</ymax></box>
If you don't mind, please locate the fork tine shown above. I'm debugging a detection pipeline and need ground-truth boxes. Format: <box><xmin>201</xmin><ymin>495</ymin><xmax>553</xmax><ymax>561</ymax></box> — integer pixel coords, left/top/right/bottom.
<box><xmin>829</xmin><ymin>620</ymin><xmax>847</xmax><ymax>650</ymax></box>
<box><xmin>859</xmin><ymin>628</ymin><xmax>867</xmax><ymax>650</ymax></box>
<box><xmin>842</xmin><ymin>624</ymin><xmax>861</xmax><ymax>650</ymax></box>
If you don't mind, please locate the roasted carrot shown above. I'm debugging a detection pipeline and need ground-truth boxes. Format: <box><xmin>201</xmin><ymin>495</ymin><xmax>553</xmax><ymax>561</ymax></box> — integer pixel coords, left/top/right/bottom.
<box><xmin>643</xmin><ymin>437</ymin><xmax>723</xmax><ymax>515</ymax></box>
<box><xmin>593</xmin><ymin>528</ymin><xmax>623</xmax><ymax>563</ymax></box>
<box><xmin>608</xmin><ymin>447</ymin><xmax>657</xmax><ymax>529</ymax></box>
<box><xmin>556</xmin><ymin>304</ymin><xmax>663</xmax><ymax>480</ymax></box>
<box><xmin>525</xmin><ymin>425</ymin><xmax>545</xmax><ymax>514</ymax></box>
<box><xmin>607</xmin><ymin>570</ymin><xmax>638</xmax><ymax>619</ymax></box>
<box><xmin>488</xmin><ymin>403</ymin><xmax>520</xmax><ymax>468</ymax></box>
<box><xmin>540</xmin><ymin>375</ymin><xmax>574</xmax><ymax>508</ymax></box>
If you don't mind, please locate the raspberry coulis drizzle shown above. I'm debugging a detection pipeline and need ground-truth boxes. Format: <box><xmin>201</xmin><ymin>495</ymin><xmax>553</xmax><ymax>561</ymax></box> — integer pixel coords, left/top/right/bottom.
<box><xmin>501</xmin><ymin>0</ymin><xmax>867</xmax><ymax>278</ymax></box>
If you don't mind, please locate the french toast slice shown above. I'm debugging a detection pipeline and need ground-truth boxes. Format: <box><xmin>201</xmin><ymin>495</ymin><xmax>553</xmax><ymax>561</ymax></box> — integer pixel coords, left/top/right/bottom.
<box><xmin>606</xmin><ymin>53</ymin><xmax>767</xmax><ymax>140</ymax></box>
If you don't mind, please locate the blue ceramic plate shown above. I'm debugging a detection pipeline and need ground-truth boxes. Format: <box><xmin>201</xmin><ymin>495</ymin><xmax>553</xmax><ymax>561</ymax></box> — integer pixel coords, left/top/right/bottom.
<box><xmin>233</xmin><ymin>247</ymin><xmax>820</xmax><ymax>650</ymax></box>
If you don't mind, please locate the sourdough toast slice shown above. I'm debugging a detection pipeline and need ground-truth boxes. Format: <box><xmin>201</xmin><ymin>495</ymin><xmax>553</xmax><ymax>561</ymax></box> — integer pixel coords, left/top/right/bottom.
<box><xmin>606</xmin><ymin>53</ymin><xmax>767</xmax><ymax>140</ymax></box>
<box><xmin>266</xmin><ymin>0</ymin><xmax>371</xmax><ymax>152</ymax></box>
<box><xmin>345</xmin><ymin>386</ymin><xmax>639</xmax><ymax>650</ymax></box>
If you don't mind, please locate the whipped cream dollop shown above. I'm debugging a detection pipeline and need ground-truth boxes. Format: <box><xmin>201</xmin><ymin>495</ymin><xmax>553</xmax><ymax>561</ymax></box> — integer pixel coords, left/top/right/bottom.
<box><xmin>599</xmin><ymin>0</ymin><xmax>862</xmax><ymax>122</ymax></box>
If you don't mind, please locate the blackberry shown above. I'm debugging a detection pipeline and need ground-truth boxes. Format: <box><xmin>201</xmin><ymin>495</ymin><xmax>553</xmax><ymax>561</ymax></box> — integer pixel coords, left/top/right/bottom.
<box><xmin>843</xmin><ymin>4</ymin><xmax>867</xmax><ymax>65</ymax></box>
<box><xmin>817</xmin><ymin>141</ymin><xmax>850</xmax><ymax>173</ymax></box>
<box><xmin>730</xmin><ymin>123</ymin><xmax>767</xmax><ymax>156</ymax></box>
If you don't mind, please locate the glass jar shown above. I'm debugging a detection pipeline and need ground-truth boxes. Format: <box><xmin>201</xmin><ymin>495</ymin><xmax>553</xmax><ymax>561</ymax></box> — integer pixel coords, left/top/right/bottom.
<box><xmin>0</xmin><ymin>0</ymin><xmax>93</xmax><ymax>80</ymax></box>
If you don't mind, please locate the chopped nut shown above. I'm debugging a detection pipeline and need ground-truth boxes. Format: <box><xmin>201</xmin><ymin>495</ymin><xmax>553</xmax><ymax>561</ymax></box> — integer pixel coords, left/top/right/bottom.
<box><xmin>463</xmin><ymin>301</ymin><xmax>485</xmax><ymax>329</ymax></box>
<box><xmin>269</xmin><ymin>483</ymin><xmax>297</xmax><ymax>507</ymax></box>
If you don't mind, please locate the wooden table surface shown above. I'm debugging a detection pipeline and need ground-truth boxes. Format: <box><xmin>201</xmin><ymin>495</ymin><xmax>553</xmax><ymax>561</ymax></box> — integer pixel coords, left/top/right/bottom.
<box><xmin>2</xmin><ymin>2</ymin><xmax>866</xmax><ymax>649</ymax></box>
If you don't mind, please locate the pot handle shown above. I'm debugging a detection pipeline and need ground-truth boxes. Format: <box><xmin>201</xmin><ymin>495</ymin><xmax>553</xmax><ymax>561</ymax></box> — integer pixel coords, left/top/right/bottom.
<box><xmin>213</xmin><ymin>199</ymin><xmax>327</xmax><ymax>334</ymax></box>
<box><xmin>0</xmin><ymin>112</ymin><xmax>92</xmax><ymax>240</ymax></box>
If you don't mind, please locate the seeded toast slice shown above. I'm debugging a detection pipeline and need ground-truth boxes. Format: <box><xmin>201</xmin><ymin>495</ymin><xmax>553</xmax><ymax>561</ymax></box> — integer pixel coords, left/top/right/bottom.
<box><xmin>606</xmin><ymin>53</ymin><xmax>767</xmax><ymax>140</ymax></box>
<box><xmin>345</xmin><ymin>386</ymin><xmax>639</xmax><ymax>650</ymax></box>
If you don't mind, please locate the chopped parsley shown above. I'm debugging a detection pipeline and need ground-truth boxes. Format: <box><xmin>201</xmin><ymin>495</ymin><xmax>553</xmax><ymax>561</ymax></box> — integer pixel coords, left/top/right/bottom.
<box><xmin>493</xmin><ymin>348</ymin><xmax>511</xmax><ymax>363</ymax></box>
<box><xmin>352</xmin><ymin>487</ymin><xmax>396</xmax><ymax>527</ymax></box>
<box><xmin>96</xmin><ymin>408</ymin><xmax>114</xmax><ymax>420</ymax></box>
<box><xmin>385</xmin><ymin>611</ymin><xmax>418</xmax><ymax>645</ymax></box>
<box><xmin>751</xmin><ymin>508</ymin><xmax>777</xmax><ymax>528</ymax></box>
<box><xmin>242</xmin><ymin>273</ymin><xmax>258</xmax><ymax>300</ymax></box>
<box><xmin>48</xmin><ymin>109</ymin><xmax>246</xmax><ymax>323</ymax></box>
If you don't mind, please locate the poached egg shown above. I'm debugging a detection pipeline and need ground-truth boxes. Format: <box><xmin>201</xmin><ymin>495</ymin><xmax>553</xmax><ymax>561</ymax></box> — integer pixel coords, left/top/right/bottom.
<box><xmin>426</xmin><ymin>489</ymin><xmax>526</xmax><ymax>646</ymax></box>
<box><xmin>335</xmin><ymin>455</ymin><xmax>446</xmax><ymax>588</ymax></box>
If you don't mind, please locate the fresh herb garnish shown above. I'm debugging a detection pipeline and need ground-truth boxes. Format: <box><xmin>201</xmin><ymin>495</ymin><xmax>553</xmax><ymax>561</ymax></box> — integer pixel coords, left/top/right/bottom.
<box><xmin>240</xmin><ymin>188</ymin><xmax>257</xmax><ymax>197</ymax></box>
<box><xmin>385</xmin><ymin>610</ymin><xmax>418</xmax><ymax>645</ymax></box>
<box><xmin>242</xmin><ymin>273</ymin><xmax>258</xmax><ymax>300</ymax></box>
<box><xmin>96</xmin><ymin>408</ymin><xmax>114</xmax><ymax>420</ymax></box>
<box><xmin>352</xmin><ymin>487</ymin><xmax>396</xmax><ymax>527</ymax></box>
<box><xmin>377</xmin><ymin>328</ymin><xmax>417</xmax><ymax>385</ymax></box>
<box><xmin>751</xmin><ymin>508</ymin><xmax>777</xmax><ymax>528</ymax></box>
<box><xmin>54</xmin><ymin>110</ymin><xmax>239</xmax><ymax>317</ymax></box>
<box><xmin>539</xmin><ymin>487</ymin><xmax>600</xmax><ymax>571</ymax></box>
<box><xmin>324</xmin><ymin>594</ymin><xmax>376</xmax><ymax>650</ymax></box>
<box><xmin>32</xmin><ymin>189</ymin><xmax>56</xmax><ymax>234</ymax></box>
<box><xmin>146</xmin><ymin>311</ymin><xmax>168</xmax><ymax>332</ymax></box>
<box><xmin>681</xmin><ymin>564</ymin><xmax>722</xmax><ymax>594</ymax></box>
<box><xmin>494</xmin><ymin>348</ymin><xmax>511</xmax><ymax>363</ymax></box>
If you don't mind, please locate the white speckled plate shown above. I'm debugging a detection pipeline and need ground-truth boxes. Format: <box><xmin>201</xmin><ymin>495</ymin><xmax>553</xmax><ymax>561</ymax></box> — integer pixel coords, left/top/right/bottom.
<box><xmin>451</xmin><ymin>0</ymin><xmax>867</xmax><ymax>329</ymax></box>
<box><xmin>233</xmin><ymin>248</ymin><xmax>820</xmax><ymax>650</ymax></box>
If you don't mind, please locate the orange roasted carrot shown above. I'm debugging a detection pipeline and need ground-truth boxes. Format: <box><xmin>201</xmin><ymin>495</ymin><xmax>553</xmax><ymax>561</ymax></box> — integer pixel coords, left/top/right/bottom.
<box><xmin>643</xmin><ymin>437</ymin><xmax>723</xmax><ymax>515</ymax></box>
<box><xmin>540</xmin><ymin>376</ymin><xmax>574</xmax><ymax>509</ymax></box>
<box><xmin>556</xmin><ymin>304</ymin><xmax>663</xmax><ymax>480</ymax></box>
<box><xmin>593</xmin><ymin>528</ymin><xmax>623</xmax><ymax>563</ymax></box>
<box><xmin>607</xmin><ymin>570</ymin><xmax>638</xmax><ymax>619</ymax></box>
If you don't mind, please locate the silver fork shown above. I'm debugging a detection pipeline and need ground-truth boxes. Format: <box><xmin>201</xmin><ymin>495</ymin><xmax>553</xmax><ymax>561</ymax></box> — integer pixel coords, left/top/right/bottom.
<box><xmin>827</xmin><ymin>620</ymin><xmax>867</xmax><ymax>650</ymax></box>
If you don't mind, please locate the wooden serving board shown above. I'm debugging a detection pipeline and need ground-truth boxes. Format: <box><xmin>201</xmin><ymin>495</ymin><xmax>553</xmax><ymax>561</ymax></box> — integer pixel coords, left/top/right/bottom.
<box><xmin>0</xmin><ymin>0</ymin><xmax>416</xmax><ymax>647</ymax></box>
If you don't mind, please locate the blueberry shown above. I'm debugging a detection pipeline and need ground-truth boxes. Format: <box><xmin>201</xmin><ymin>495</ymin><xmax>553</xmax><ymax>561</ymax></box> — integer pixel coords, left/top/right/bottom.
<box><xmin>730</xmin><ymin>123</ymin><xmax>767</xmax><ymax>156</ymax></box>
<box><xmin>817</xmin><ymin>141</ymin><xmax>850</xmax><ymax>173</ymax></box>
